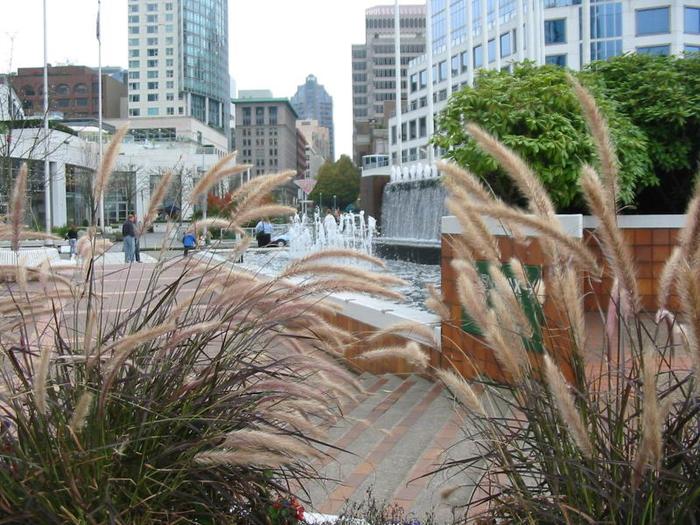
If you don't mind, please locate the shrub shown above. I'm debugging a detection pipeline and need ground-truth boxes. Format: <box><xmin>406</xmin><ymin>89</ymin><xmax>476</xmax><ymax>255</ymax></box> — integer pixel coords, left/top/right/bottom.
<box><xmin>434</xmin><ymin>77</ymin><xmax>700</xmax><ymax>523</ymax></box>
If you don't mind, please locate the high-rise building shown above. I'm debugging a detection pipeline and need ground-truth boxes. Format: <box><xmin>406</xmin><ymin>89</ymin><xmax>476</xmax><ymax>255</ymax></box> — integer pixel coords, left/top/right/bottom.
<box><xmin>291</xmin><ymin>75</ymin><xmax>335</xmax><ymax>160</ymax></box>
<box><xmin>388</xmin><ymin>0</ymin><xmax>700</xmax><ymax>169</ymax></box>
<box><xmin>126</xmin><ymin>0</ymin><xmax>230</xmax><ymax>139</ymax></box>
<box><xmin>297</xmin><ymin>119</ymin><xmax>331</xmax><ymax>179</ymax></box>
<box><xmin>351</xmin><ymin>5</ymin><xmax>426</xmax><ymax>164</ymax></box>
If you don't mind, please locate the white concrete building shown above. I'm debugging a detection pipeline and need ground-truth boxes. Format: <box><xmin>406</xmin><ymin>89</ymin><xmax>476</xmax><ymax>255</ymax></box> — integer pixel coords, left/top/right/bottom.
<box><xmin>388</xmin><ymin>0</ymin><xmax>700</xmax><ymax>170</ymax></box>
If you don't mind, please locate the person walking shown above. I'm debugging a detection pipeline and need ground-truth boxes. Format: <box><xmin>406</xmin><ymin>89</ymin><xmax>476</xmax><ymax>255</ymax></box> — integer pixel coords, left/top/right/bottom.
<box><xmin>134</xmin><ymin>215</ymin><xmax>142</xmax><ymax>263</ymax></box>
<box><xmin>254</xmin><ymin>218</ymin><xmax>272</xmax><ymax>247</ymax></box>
<box><xmin>182</xmin><ymin>229</ymin><xmax>196</xmax><ymax>257</ymax></box>
<box><xmin>122</xmin><ymin>213</ymin><xmax>136</xmax><ymax>263</ymax></box>
<box><xmin>65</xmin><ymin>224</ymin><xmax>78</xmax><ymax>259</ymax></box>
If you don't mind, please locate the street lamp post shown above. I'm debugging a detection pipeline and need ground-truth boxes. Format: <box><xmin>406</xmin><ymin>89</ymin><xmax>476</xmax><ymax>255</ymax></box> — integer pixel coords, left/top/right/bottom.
<box><xmin>333</xmin><ymin>194</ymin><xmax>337</xmax><ymax>211</ymax></box>
<box><xmin>319</xmin><ymin>192</ymin><xmax>323</xmax><ymax>212</ymax></box>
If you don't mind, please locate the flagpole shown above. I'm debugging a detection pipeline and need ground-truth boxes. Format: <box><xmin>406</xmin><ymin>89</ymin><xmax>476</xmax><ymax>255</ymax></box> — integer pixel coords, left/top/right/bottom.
<box><xmin>43</xmin><ymin>0</ymin><xmax>51</xmax><ymax>233</ymax></box>
<box><xmin>97</xmin><ymin>0</ymin><xmax>104</xmax><ymax>229</ymax></box>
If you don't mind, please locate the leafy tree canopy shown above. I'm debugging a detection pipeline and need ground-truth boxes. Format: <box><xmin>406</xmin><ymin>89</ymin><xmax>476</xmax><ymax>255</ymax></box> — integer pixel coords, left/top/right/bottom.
<box><xmin>585</xmin><ymin>53</ymin><xmax>700</xmax><ymax>210</ymax></box>
<box><xmin>308</xmin><ymin>155</ymin><xmax>361</xmax><ymax>210</ymax></box>
<box><xmin>433</xmin><ymin>62</ymin><xmax>655</xmax><ymax>211</ymax></box>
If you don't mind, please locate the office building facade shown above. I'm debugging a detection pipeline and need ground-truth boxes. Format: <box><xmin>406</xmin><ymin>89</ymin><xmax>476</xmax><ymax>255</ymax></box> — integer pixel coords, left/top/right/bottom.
<box><xmin>291</xmin><ymin>74</ymin><xmax>335</xmax><ymax>160</ymax></box>
<box><xmin>388</xmin><ymin>0</ymin><xmax>700</xmax><ymax>168</ymax></box>
<box><xmin>352</xmin><ymin>5</ymin><xmax>427</xmax><ymax>164</ymax></box>
<box><xmin>127</xmin><ymin>0</ymin><xmax>230</xmax><ymax>139</ymax></box>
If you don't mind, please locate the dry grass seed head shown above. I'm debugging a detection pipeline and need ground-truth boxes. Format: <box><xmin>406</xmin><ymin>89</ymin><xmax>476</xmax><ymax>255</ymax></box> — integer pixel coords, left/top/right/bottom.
<box><xmin>283</xmin><ymin>262</ymin><xmax>406</xmax><ymax>288</ymax></box>
<box><xmin>140</xmin><ymin>170</ymin><xmax>174</xmax><ymax>235</ymax></box>
<box><xmin>358</xmin><ymin>342</ymin><xmax>429</xmax><ymax>371</ymax></box>
<box><xmin>9</xmin><ymin>163</ymin><xmax>28</xmax><ymax>252</ymax></box>
<box><xmin>678</xmin><ymin>178</ymin><xmax>700</xmax><ymax>258</ymax></box>
<box><xmin>568</xmin><ymin>73</ymin><xmax>619</xmax><ymax>203</ymax></box>
<box><xmin>658</xmin><ymin>246</ymin><xmax>682</xmax><ymax>311</ymax></box>
<box><xmin>425</xmin><ymin>284</ymin><xmax>451</xmax><ymax>320</ymax></box>
<box><xmin>580</xmin><ymin>165</ymin><xmax>640</xmax><ymax>314</ymax></box>
<box><xmin>364</xmin><ymin>321</ymin><xmax>438</xmax><ymax>348</ymax></box>
<box><xmin>466</xmin><ymin>123</ymin><xmax>556</xmax><ymax>218</ymax></box>
<box><xmin>93</xmin><ymin>125</ymin><xmax>129</xmax><ymax>205</ymax></box>
<box><xmin>233</xmin><ymin>205</ymin><xmax>297</xmax><ymax>227</ymax></box>
<box><xmin>446</xmin><ymin>196</ymin><xmax>500</xmax><ymax>264</ymax></box>
<box><xmin>436</xmin><ymin>368</ymin><xmax>487</xmax><ymax>417</ymax></box>
<box><xmin>33</xmin><ymin>344</ymin><xmax>52</xmax><ymax>415</ymax></box>
<box><xmin>69</xmin><ymin>391</ymin><xmax>94</xmax><ymax>433</ymax></box>
<box><xmin>194</xmin><ymin>450</ymin><xmax>291</xmax><ymax>468</ymax></box>
<box><xmin>438</xmin><ymin>160</ymin><xmax>495</xmax><ymax>204</ymax></box>
<box><xmin>291</xmin><ymin>248</ymin><xmax>386</xmax><ymax>269</ymax></box>
<box><xmin>223</xmin><ymin>429</ymin><xmax>323</xmax><ymax>460</ymax></box>
<box><xmin>543</xmin><ymin>354</ymin><xmax>593</xmax><ymax>458</ymax></box>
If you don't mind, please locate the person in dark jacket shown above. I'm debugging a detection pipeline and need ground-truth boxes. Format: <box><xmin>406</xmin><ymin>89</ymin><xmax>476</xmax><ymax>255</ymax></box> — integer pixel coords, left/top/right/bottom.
<box><xmin>65</xmin><ymin>224</ymin><xmax>78</xmax><ymax>259</ymax></box>
<box><xmin>122</xmin><ymin>214</ymin><xmax>136</xmax><ymax>263</ymax></box>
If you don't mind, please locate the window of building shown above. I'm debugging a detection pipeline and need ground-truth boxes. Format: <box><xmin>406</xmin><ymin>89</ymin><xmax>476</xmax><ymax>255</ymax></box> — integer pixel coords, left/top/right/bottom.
<box><xmin>147</xmin><ymin>71</ymin><xmax>158</xmax><ymax>79</ymax></box>
<box><xmin>438</xmin><ymin>60</ymin><xmax>448</xmax><ymax>81</ymax></box>
<box><xmin>166</xmin><ymin>81</ymin><xmax>174</xmax><ymax>88</ymax></box>
<box><xmin>129</xmin><ymin>82</ymin><xmax>139</xmax><ymax>90</ymax></box>
<box><xmin>129</xmin><ymin>108</ymin><xmax>141</xmax><ymax>116</ymax></box>
<box><xmin>166</xmin><ymin>70</ymin><xmax>174</xmax><ymax>78</ymax></box>
<box><xmin>73</xmin><ymin>83</ymin><xmax>88</xmax><ymax>94</ymax></box>
<box><xmin>129</xmin><ymin>4</ymin><xmax>138</xmax><ymax>12</ymax></box>
<box><xmin>686</xmin><ymin>7</ymin><xmax>700</xmax><ymax>33</ymax></box>
<box><xmin>147</xmin><ymin>14</ymin><xmax>157</xmax><ymax>23</ymax></box>
<box><xmin>419</xmin><ymin>116</ymin><xmax>427</xmax><ymax>138</ymax></box>
<box><xmin>75</xmin><ymin>98</ymin><xmax>88</xmax><ymax>107</ymax></box>
<box><xmin>129</xmin><ymin>49</ymin><xmax>139</xmax><ymax>57</ymax></box>
<box><xmin>147</xmin><ymin>3</ymin><xmax>157</xmax><ymax>11</ymax></box>
<box><xmin>488</xmin><ymin>39</ymin><xmax>496</xmax><ymax>63</ymax></box>
<box><xmin>410</xmin><ymin>73</ymin><xmax>418</xmax><ymax>92</ymax></box>
<box><xmin>57</xmin><ymin>98</ymin><xmax>70</xmax><ymax>107</ymax></box>
<box><xmin>147</xmin><ymin>59</ymin><xmax>158</xmax><ymax>67</ymax></box>
<box><xmin>129</xmin><ymin>60</ymin><xmax>139</xmax><ymax>68</ymax></box>
<box><xmin>129</xmin><ymin>71</ymin><xmax>140</xmax><ymax>79</ymax></box>
<box><xmin>166</xmin><ymin>48</ymin><xmax>174</xmax><ymax>56</ymax></box>
<box><xmin>501</xmin><ymin>32</ymin><xmax>512</xmax><ymax>57</ymax></box>
<box><xmin>147</xmin><ymin>82</ymin><xmax>159</xmax><ymax>89</ymax></box>
<box><xmin>473</xmin><ymin>45</ymin><xmax>483</xmax><ymax>67</ymax></box>
<box><xmin>165</xmin><ymin>24</ymin><xmax>174</xmax><ymax>32</ymax></box>
<box><xmin>166</xmin><ymin>36</ymin><xmax>174</xmax><ymax>45</ymax></box>
<box><xmin>128</xmin><ymin>15</ymin><xmax>139</xmax><ymax>23</ymax></box>
<box><xmin>129</xmin><ymin>38</ymin><xmax>138</xmax><ymax>46</ymax></box>
<box><xmin>591</xmin><ymin>39</ymin><xmax>622</xmax><ymax>60</ymax></box>
<box><xmin>129</xmin><ymin>26</ymin><xmax>139</xmax><ymax>34</ymax></box>
<box><xmin>545</xmin><ymin>54</ymin><xmax>567</xmax><ymax>66</ymax></box>
<box><xmin>178</xmin><ymin>107</ymin><xmax>184</xmax><ymax>115</ymax></box>
<box><xmin>637</xmin><ymin>44</ymin><xmax>670</xmax><ymax>56</ymax></box>
<box><xmin>461</xmin><ymin>50</ymin><xmax>469</xmax><ymax>72</ymax></box>
<box><xmin>545</xmin><ymin>18</ymin><xmax>566</xmax><ymax>44</ymax></box>
<box><xmin>268</xmin><ymin>106</ymin><xmax>278</xmax><ymax>125</ymax></box>
<box><xmin>166</xmin><ymin>93</ymin><xmax>174</xmax><ymax>101</ymax></box>
<box><xmin>686</xmin><ymin>44</ymin><xmax>700</xmax><ymax>53</ymax></box>
<box><xmin>591</xmin><ymin>2</ymin><xmax>622</xmax><ymax>39</ymax></box>
<box><xmin>147</xmin><ymin>48</ymin><xmax>158</xmax><ymax>56</ymax></box>
<box><xmin>147</xmin><ymin>25</ymin><xmax>157</xmax><ymax>34</ymax></box>
<box><xmin>165</xmin><ymin>2</ymin><xmax>173</xmax><ymax>10</ymax></box>
<box><xmin>636</xmin><ymin>7</ymin><xmax>670</xmax><ymax>36</ymax></box>
<box><xmin>419</xmin><ymin>69</ymin><xmax>428</xmax><ymax>88</ymax></box>
<box><xmin>409</xmin><ymin>120</ymin><xmax>417</xmax><ymax>140</ymax></box>
<box><xmin>167</xmin><ymin>107</ymin><xmax>174</xmax><ymax>115</ymax></box>
<box><xmin>165</xmin><ymin>13</ymin><xmax>174</xmax><ymax>22</ymax></box>
<box><xmin>255</xmin><ymin>107</ymin><xmax>265</xmax><ymax>125</ymax></box>
<box><xmin>451</xmin><ymin>54</ymin><xmax>459</xmax><ymax>76</ymax></box>
<box><xmin>148</xmin><ymin>108</ymin><xmax>159</xmax><ymax>116</ymax></box>
<box><xmin>147</xmin><ymin>94</ymin><xmax>158</xmax><ymax>102</ymax></box>
<box><xmin>147</xmin><ymin>38</ymin><xmax>158</xmax><ymax>45</ymax></box>
<box><xmin>129</xmin><ymin>94</ymin><xmax>140</xmax><ymax>102</ymax></box>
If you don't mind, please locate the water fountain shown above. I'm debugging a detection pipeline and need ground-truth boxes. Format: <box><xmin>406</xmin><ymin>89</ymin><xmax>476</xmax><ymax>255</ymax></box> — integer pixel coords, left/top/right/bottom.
<box><xmin>375</xmin><ymin>164</ymin><xmax>446</xmax><ymax>264</ymax></box>
<box><xmin>287</xmin><ymin>210</ymin><xmax>376</xmax><ymax>258</ymax></box>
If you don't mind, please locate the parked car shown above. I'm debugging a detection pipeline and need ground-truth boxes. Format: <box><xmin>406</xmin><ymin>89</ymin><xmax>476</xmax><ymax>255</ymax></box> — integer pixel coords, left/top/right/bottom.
<box><xmin>270</xmin><ymin>232</ymin><xmax>290</xmax><ymax>247</ymax></box>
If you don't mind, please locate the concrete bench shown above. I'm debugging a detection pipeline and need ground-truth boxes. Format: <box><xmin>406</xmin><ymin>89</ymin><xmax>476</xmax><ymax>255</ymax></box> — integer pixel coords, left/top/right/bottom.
<box><xmin>0</xmin><ymin>248</ymin><xmax>61</xmax><ymax>268</ymax></box>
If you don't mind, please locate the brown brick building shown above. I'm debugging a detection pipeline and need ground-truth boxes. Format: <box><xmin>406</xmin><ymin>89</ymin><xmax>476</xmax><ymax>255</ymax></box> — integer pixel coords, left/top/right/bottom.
<box><xmin>11</xmin><ymin>65</ymin><xmax>126</xmax><ymax>119</ymax></box>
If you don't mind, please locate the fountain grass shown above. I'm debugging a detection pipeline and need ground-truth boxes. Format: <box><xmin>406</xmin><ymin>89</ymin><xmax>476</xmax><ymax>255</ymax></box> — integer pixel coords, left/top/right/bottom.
<box><xmin>433</xmin><ymin>78</ymin><xmax>700</xmax><ymax>523</ymax></box>
<box><xmin>0</xmin><ymin>134</ymin><xmax>413</xmax><ymax>523</ymax></box>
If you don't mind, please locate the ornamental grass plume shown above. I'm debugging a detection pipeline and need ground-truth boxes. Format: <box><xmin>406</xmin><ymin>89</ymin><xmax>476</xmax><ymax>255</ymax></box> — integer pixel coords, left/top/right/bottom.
<box><xmin>0</xmin><ymin>160</ymin><xmax>410</xmax><ymax>523</ymax></box>
<box><xmin>432</xmin><ymin>79</ymin><xmax>700</xmax><ymax>524</ymax></box>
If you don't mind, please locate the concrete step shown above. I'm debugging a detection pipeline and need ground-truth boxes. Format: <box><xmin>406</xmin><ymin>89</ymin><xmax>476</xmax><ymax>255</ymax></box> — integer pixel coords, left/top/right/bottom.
<box><xmin>311</xmin><ymin>376</ymin><xmax>443</xmax><ymax>514</ymax></box>
<box><xmin>306</xmin><ymin>375</ymin><xmax>430</xmax><ymax>511</ymax></box>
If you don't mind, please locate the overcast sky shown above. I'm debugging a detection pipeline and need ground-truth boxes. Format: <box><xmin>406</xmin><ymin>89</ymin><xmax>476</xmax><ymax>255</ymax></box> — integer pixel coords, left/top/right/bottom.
<box><xmin>0</xmin><ymin>0</ymin><xmax>394</xmax><ymax>160</ymax></box>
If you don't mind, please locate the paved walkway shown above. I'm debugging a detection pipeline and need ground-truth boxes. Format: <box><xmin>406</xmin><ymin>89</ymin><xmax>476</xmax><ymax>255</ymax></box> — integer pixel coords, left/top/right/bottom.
<box><xmin>43</xmin><ymin>256</ymin><xmax>476</xmax><ymax>521</ymax></box>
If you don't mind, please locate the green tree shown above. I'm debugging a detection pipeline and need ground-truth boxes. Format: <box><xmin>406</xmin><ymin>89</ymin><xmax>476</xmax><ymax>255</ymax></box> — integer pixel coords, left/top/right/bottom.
<box><xmin>586</xmin><ymin>53</ymin><xmax>700</xmax><ymax>211</ymax></box>
<box><xmin>433</xmin><ymin>62</ymin><xmax>654</xmax><ymax>211</ymax></box>
<box><xmin>308</xmin><ymin>155</ymin><xmax>361</xmax><ymax>210</ymax></box>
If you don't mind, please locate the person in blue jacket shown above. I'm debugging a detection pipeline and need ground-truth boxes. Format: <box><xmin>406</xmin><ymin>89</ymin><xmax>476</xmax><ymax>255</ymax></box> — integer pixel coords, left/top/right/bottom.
<box><xmin>182</xmin><ymin>229</ymin><xmax>197</xmax><ymax>257</ymax></box>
